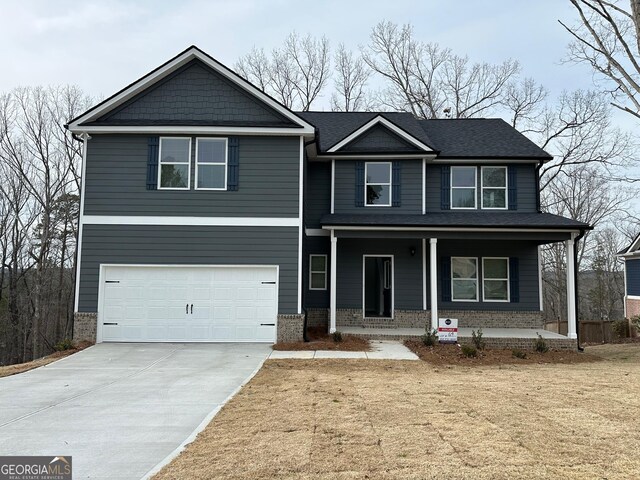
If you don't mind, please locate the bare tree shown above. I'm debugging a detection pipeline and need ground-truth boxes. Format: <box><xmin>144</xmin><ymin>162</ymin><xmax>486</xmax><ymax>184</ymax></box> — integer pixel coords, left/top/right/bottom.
<box><xmin>236</xmin><ymin>33</ymin><xmax>331</xmax><ymax>111</ymax></box>
<box><xmin>362</xmin><ymin>21</ymin><xmax>520</xmax><ymax>118</ymax></box>
<box><xmin>331</xmin><ymin>44</ymin><xmax>373</xmax><ymax>112</ymax></box>
<box><xmin>560</xmin><ymin>0</ymin><xmax>640</xmax><ymax>119</ymax></box>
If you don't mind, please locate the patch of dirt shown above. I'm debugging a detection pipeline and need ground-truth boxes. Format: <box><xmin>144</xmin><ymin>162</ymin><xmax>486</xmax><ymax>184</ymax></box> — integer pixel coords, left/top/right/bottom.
<box><xmin>153</xmin><ymin>348</ymin><xmax>640</xmax><ymax>480</ymax></box>
<box><xmin>404</xmin><ymin>340</ymin><xmax>600</xmax><ymax>366</ymax></box>
<box><xmin>0</xmin><ymin>341</ymin><xmax>93</xmax><ymax>378</ymax></box>
<box><xmin>273</xmin><ymin>327</ymin><xmax>370</xmax><ymax>351</ymax></box>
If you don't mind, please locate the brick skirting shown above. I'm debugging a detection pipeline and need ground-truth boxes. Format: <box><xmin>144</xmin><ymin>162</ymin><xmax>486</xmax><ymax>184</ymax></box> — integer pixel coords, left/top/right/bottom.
<box><xmin>277</xmin><ymin>314</ymin><xmax>305</xmax><ymax>343</ymax></box>
<box><xmin>626</xmin><ymin>297</ymin><xmax>640</xmax><ymax>318</ymax></box>
<box><xmin>73</xmin><ymin>312</ymin><xmax>98</xmax><ymax>343</ymax></box>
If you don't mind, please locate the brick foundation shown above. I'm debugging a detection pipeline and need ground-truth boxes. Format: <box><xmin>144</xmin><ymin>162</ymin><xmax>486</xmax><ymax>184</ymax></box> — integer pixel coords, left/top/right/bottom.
<box><xmin>306</xmin><ymin>308</ymin><xmax>328</xmax><ymax>328</ymax></box>
<box><xmin>73</xmin><ymin>312</ymin><xmax>98</xmax><ymax>343</ymax></box>
<box><xmin>277</xmin><ymin>314</ymin><xmax>305</xmax><ymax>343</ymax></box>
<box><xmin>626</xmin><ymin>297</ymin><xmax>640</xmax><ymax>319</ymax></box>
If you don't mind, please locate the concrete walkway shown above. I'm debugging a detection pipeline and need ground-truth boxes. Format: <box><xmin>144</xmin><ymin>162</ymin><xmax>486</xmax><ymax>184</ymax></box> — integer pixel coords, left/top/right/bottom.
<box><xmin>0</xmin><ymin>343</ymin><xmax>271</xmax><ymax>480</ymax></box>
<box><xmin>269</xmin><ymin>340</ymin><xmax>419</xmax><ymax>360</ymax></box>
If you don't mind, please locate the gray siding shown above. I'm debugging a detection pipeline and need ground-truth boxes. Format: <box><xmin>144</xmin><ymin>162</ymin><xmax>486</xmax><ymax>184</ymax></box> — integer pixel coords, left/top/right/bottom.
<box><xmin>305</xmin><ymin>161</ymin><xmax>331</xmax><ymax>228</ymax></box>
<box><xmin>336</xmin><ymin>238</ymin><xmax>424</xmax><ymax>310</ymax></box>
<box><xmin>425</xmin><ymin>164</ymin><xmax>538</xmax><ymax>213</ymax></box>
<box><xmin>341</xmin><ymin>124</ymin><xmax>420</xmax><ymax>152</ymax></box>
<box><xmin>334</xmin><ymin>160</ymin><xmax>422</xmax><ymax>214</ymax></box>
<box><xmin>437</xmin><ymin>240</ymin><xmax>540</xmax><ymax>311</ymax></box>
<box><xmin>97</xmin><ymin>60</ymin><xmax>293</xmax><ymax>126</ymax></box>
<box><xmin>626</xmin><ymin>258</ymin><xmax>640</xmax><ymax>296</ymax></box>
<box><xmin>84</xmin><ymin>135</ymin><xmax>300</xmax><ymax>217</ymax></box>
<box><xmin>79</xmin><ymin>225</ymin><xmax>299</xmax><ymax>314</ymax></box>
<box><xmin>303</xmin><ymin>236</ymin><xmax>330</xmax><ymax>308</ymax></box>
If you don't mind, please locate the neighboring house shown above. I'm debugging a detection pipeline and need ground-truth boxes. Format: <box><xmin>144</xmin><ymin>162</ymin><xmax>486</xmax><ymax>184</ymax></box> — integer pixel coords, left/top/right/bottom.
<box><xmin>618</xmin><ymin>234</ymin><xmax>640</xmax><ymax>319</ymax></box>
<box><xmin>67</xmin><ymin>46</ymin><xmax>590</xmax><ymax>347</ymax></box>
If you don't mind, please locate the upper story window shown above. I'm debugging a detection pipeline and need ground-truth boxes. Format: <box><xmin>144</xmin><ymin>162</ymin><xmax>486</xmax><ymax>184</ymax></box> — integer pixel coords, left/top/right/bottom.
<box><xmin>451</xmin><ymin>166</ymin><xmax>476</xmax><ymax>209</ymax></box>
<box><xmin>365</xmin><ymin>162</ymin><xmax>392</xmax><ymax>206</ymax></box>
<box><xmin>159</xmin><ymin>137</ymin><xmax>191</xmax><ymax>190</ymax></box>
<box><xmin>196</xmin><ymin>138</ymin><xmax>228</xmax><ymax>190</ymax></box>
<box><xmin>481</xmin><ymin>166</ymin><xmax>507</xmax><ymax>209</ymax></box>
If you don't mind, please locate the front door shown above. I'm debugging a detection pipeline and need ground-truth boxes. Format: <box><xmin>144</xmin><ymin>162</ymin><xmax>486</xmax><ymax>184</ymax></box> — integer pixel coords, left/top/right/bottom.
<box><xmin>363</xmin><ymin>256</ymin><xmax>393</xmax><ymax>318</ymax></box>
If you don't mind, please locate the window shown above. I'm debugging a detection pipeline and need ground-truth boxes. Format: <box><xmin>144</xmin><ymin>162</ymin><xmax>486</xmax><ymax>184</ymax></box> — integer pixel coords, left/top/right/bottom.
<box><xmin>196</xmin><ymin>138</ymin><xmax>227</xmax><ymax>190</ymax></box>
<box><xmin>451</xmin><ymin>166</ymin><xmax>476</xmax><ymax>209</ymax></box>
<box><xmin>159</xmin><ymin>137</ymin><xmax>191</xmax><ymax>189</ymax></box>
<box><xmin>365</xmin><ymin>162</ymin><xmax>392</xmax><ymax>206</ymax></box>
<box><xmin>309</xmin><ymin>255</ymin><xmax>327</xmax><ymax>290</ymax></box>
<box><xmin>483</xmin><ymin>257</ymin><xmax>510</xmax><ymax>302</ymax></box>
<box><xmin>451</xmin><ymin>257</ymin><xmax>478</xmax><ymax>301</ymax></box>
<box><xmin>481</xmin><ymin>166</ymin><xmax>507</xmax><ymax>209</ymax></box>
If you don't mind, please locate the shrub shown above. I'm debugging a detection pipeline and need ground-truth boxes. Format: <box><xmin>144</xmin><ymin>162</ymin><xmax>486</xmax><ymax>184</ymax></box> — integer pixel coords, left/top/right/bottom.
<box><xmin>534</xmin><ymin>334</ymin><xmax>549</xmax><ymax>353</ymax></box>
<box><xmin>54</xmin><ymin>338</ymin><xmax>75</xmax><ymax>351</ymax></box>
<box><xmin>612</xmin><ymin>319</ymin><xmax>630</xmax><ymax>339</ymax></box>
<box><xmin>332</xmin><ymin>331</ymin><xmax>343</xmax><ymax>343</ymax></box>
<box><xmin>421</xmin><ymin>329</ymin><xmax>438</xmax><ymax>347</ymax></box>
<box><xmin>461</xmin><ymin>344</ymin><xmax>477</xmax><ymax>358</ymax></box>
<box><xmin>471</xmin><ymin>329</ymin><xmax>486</xmax><ymax>350</ymax></box>
<box><xmin>512</xmin><ymin>348</ymin><xmax>527</xmax><ymax>359</ymax></box>
<box><xmin>631</xmin><ymin>316</ymin><xmax>640</xmax><ymax>334</ymax></box>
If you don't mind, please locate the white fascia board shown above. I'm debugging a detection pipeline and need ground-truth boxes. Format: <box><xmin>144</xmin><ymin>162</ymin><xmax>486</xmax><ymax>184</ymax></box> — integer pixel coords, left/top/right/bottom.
<box><xmin>83</xmin><ymin>215</ymin><xmax>299</xmax><ymax>227</ymax></box>
<box><xmin>326</xmin><ymin>115</ymin><xmax>434</xmax><ymax>153</ymax></box>
<box><xmin>68</xmin><ymin>47</ymin><xmax>315</xmax><ymax>134</ymax></box>
<box><xmin>431</xmin><ymin>158</ymin><xmax>541</xmax><ymax>164</ymax></box>
<box><xmin>323</xmin><ymin>225</ymin><xmax>583</xmax><ymax>234</ymax></box>
<box><xmin>317</xmin><ymin>153</ymin><xmax>437</xmax><ymax>160</ymax></box>
<box><xmin>72</xmin><ymin>125</ymin><xmax>313</xmax><ymax>136</ymax></box>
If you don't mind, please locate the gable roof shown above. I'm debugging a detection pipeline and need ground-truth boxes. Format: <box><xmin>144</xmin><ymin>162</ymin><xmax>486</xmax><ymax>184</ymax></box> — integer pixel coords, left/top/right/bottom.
<box><xmin>618</xmin><ymin>232</ymin><xmax>640</xmax><ymax>256</ymax></box>
<box><xmin>297</xmin><ymin>111</ymin><xmax>435</xmax><ymax>154</ymax></box>
<box><xmin>67</xmin><ymin>46</ymin><xmax>314</xmax><ymax>135</ymax></box>
<box><xmin>419</xmin><ymin>118</ymin><xmax>552</xmax><ymax>160</ymax></box>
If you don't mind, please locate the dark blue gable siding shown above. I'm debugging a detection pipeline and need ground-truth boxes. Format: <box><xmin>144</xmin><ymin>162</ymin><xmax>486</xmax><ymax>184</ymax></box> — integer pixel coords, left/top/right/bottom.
<box><xmin>627</xmin><ymin>259</ymin><xmax>640</xmax><ymax>296</ymax></box>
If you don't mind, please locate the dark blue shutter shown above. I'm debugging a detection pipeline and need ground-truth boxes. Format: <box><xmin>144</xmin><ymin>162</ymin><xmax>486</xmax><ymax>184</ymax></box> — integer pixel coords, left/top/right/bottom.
<box><xmin>392</xmin><ymin>161</ymin><xmax>401</xmax><ymax>207</ymax></box>
<box><xmin>227</xmin><ymin>137</ymin><xmax>239</xmax><ymax>191</ymax></box>
<box><xmin>508</xmin><ymin>166</ymin><xmax>517</xmax><ymax>210</ymax></box>
<box><xmin>146</xmin><ymin>137</ymin><xmax>159</xmax><ymax>190</ymax></box>
<box><xmin>355</xmin><ymin>161</ymin><xmax>365</xmax><ymax>207</ymax></box>
<box><xmin>441</xmin><ymin>256</ymin><xmax>451</xmax><ymax>302</ymax></box>
<box><xmin>509</xmin><ymin>257</ymin><xmax>520</xmax><ymax>302</ymax></box>
<box><xmin>441</xmin><ymin>166</ymin><xmax>450</xmax><ymax>210</ymax></box>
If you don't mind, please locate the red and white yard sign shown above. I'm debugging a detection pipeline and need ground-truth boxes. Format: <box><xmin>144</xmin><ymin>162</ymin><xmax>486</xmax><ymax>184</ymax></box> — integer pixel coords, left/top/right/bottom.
<box><xmin>438</xmin><ymin>318</ymin><xmax>458</xmax><ymax>343</ymax></box>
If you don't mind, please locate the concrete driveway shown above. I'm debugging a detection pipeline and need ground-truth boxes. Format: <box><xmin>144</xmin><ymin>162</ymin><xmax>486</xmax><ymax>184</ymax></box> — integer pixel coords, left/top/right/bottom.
<box><xmin>0</xmin><ymin>343</ymin><xmax>271</xmax><ymax>480</ymax></box>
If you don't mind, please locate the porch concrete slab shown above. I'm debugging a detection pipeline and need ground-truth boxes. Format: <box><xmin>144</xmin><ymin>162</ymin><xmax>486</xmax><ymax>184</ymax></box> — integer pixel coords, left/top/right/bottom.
<box><xmin>366</xmin><ymin>341</ymin><xmax>419</xmax><ymax>360</ymax></box>
<box><xmin>0</xmin><ymin>343</ymin><xmax>271</xmax><ymax>480</ymax></box>
<box><xmin>340</xmin><ymin>326</ymin><xmax>568</xmax><ymax>340</ymax></box>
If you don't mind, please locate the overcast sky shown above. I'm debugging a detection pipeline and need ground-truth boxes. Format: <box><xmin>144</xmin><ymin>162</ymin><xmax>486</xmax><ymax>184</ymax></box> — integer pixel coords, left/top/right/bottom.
<box><xmin>0</xmin><ymin>0</ymin><xmax>637</xmax><ymax>131</ymax></box>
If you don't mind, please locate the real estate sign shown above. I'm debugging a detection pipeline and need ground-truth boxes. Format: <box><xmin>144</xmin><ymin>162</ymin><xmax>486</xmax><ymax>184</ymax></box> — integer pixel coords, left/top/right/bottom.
<box><xmin>438</xmin><ymin>318</ymin><xmax>458</xmax><ymax>343</ymax></box>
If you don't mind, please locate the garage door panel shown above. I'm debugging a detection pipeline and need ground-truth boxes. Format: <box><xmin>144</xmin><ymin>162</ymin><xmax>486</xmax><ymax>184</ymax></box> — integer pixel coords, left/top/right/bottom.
<box><xmin>100</xmin><ymin>266</ymin><xmax>278</xmax><ymax>342</ymax></box>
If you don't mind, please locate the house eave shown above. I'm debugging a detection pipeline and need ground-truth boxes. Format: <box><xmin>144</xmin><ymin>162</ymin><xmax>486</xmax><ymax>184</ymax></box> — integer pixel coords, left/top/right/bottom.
<box><xmin>67</xmin><ymin>125</ymin><xmax>314</xmax><ymax>136</ymax></box>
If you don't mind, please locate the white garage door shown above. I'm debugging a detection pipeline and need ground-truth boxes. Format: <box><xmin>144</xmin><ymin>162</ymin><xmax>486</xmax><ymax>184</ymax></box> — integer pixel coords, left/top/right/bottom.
<box><xmin>99</xmin><ymin>265</ymin><xmax>278</xmax><ymax>343</ymax></box>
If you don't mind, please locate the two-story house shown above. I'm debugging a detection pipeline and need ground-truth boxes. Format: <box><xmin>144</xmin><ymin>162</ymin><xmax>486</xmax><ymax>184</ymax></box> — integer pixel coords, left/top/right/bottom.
<box><xmin>68</xmin><ymin>46</ymin><xmax>590</xmax><ymax>348</ymax></box>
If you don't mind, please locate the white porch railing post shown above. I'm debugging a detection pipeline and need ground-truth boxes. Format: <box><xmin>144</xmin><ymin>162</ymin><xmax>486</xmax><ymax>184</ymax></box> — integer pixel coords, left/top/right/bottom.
<box><xmin>330</xmin><ymin>230</ymin><xmax>337</xmax><ymax>334</ymax></box>
<box><xmin>429</xmin><ymin>238</ymin><xmax>438</xmax><ymax>332</ymax></box>
<box><xmin>566</xmin><ymin>236</ymin><xmax>577</xmax><ymax>339</ymax></box>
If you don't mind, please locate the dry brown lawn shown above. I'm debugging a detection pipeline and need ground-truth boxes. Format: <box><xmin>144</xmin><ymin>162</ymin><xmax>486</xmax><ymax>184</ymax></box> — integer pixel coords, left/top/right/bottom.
<box><xmin>154</xmin><ymin>343</ymin><xmax>640</xmax><ymax>480</ymax></box>
<box><xmin>0</xmin><ymin>342</ymin><xmax>92</xmax><ymax>378</ymax></box>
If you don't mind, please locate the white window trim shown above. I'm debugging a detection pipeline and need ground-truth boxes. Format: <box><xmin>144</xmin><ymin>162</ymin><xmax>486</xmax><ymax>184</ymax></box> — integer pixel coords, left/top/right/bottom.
<box><xmin>365</xmin><ymin>162</ymin><xmax>392</xmax><ymax>207</ymax></box>
<box><xmin>309</xmin><ymin>254</ymin><xmax>328</xmax><ymax>291</ymax></box>
<box><xmin>481</xmin><ymin>166</ymin><xmax>508</xmax><ymax>210</ymax></box>
<box><xmin>450</xmin><ymin>166</ymin><xmax>477</xmax><ymax>210</ymax></box>
<box><xmin>158</xmin><ymin>137</ymin><xmax>192</xmax><ymax>190</ymax></box>
<box><xmin>482</xmin><ymin>257</ymin><xmax>511</xmax><ymax>302</ymax></box>
<box><xmin>195</xmin><ymin>137</ymin><xmax>228</xmax><ymax>191</ymax></box>
<box><xmin>362</xmin><ymin>254</ymin><xmax>395</xmax><ymax>319</ymax></box>
<box><xmin>451</xmin><ymin>256</ymin><xmax>479</xmax><ymax>302</ymax></box>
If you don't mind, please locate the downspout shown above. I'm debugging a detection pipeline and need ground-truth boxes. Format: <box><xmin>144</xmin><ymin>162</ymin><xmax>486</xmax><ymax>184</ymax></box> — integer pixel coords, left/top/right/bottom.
<box><xmin>574</xmin><ymin>229</ymin><xmax>586</xmax><ymax>352</ymax></box>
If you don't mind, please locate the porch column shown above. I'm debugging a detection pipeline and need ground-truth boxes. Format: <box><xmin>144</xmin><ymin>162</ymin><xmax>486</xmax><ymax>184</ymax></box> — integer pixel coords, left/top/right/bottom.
<box><xmin>329</xmin><ymin>230</ymin><xmax>337</xmax><ymax>333</ymax></box>
<box><xmin>566</xmin><ymin>235</ymin><xmax>577</xmax><ymax>339</ymax></box>
<box><xmin>429</xmin><ymin>238</ymin><xmax>438</xmax><ymax>331</ymax></box>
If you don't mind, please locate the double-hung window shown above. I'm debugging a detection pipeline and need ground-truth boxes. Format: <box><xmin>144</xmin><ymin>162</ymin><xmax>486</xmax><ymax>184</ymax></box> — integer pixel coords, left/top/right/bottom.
<box><xmin>451</xmin><ymin>166</ymin><xmax>477</xmax><ymax>209</ymax></box>
<box><xmin>196</xmin><ymin>138</ymin><xmax>227</xmax><ymax>190</ymax></box>
<box><xmin>451</xmin><ymin>257</ymin><xmax>478</xmax><ymax>301</ymax></box>
<box><xmin>482</xmin><ymin>257</ymin><xmax>510</xmax><ymax>301</ymax></box>
<box><xmin>309</xmin><ymin>255</ymin><xmax>327</xmax><ymax>290</ymax></box>
<box><xmin>481</xmin><ymin>166</ymin><xmax>507</xmax><ymax>209</ymax></box>
<box><xmin>159</xmin><ymin>137</ymin><xmax>191</xmax><ymax>189</ymax></box>
<box><xmin>365</xmin><ymin>162</ymin><xmax>392</xmax><ymax>206</ymax></box>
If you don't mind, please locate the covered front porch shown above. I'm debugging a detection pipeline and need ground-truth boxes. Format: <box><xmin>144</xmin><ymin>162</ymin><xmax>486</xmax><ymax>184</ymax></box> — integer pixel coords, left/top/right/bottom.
<box><xmin>320</xmin><ymin>214</ymin><xmax>587</xmax><ymax>347</ymax></box>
